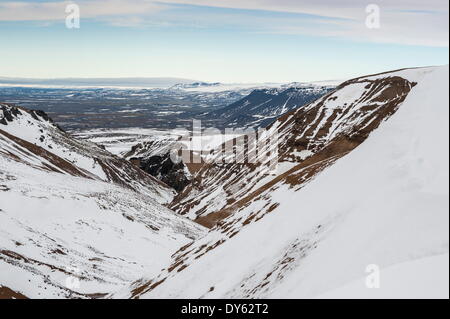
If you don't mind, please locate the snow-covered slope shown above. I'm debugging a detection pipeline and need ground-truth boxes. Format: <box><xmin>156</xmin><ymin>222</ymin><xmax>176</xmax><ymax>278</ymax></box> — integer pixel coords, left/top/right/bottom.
<box><xmin>0</xmin><ymin>106</ymin><xmax>206</xmax><ymax>298</ymax></box>
<box><xmin>171</xmin><ymin>68</ymin><xmax>418</xmax><ymax>226</ymax></box>
<box><xmin>0</xmin><ymin>158</ymin><xmax>205</xmax><ymax>298</ymax></box>
<box><xmin>0</xmin><ymin>104</ymin><xmax>174</xmax><ymax>203</ymax></box>
<box><xmin>124</xmin><ymin>66</ymin><xmax>448</xmax><ymax>299</ymax></box>
<box><xmin>72</xmin><ymin>128</ymin><xmax>181</xmax><ymax>157</ymax></box>
<box><xmin>317</xmin><ymin>254</ymin><xmax>449</xmax><ymax>299</ymax></box>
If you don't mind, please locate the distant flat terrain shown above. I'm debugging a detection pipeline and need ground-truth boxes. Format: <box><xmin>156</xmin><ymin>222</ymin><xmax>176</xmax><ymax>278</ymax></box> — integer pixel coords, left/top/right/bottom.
<box><xmin>0</xmin><ymin>83</ymin><xmax>332</xmax><ymax>132</ymax></box>
<box><xmin>0</xmin><ymin>86</ymin><xmax>248</xmax><ymax>131</ymax></box>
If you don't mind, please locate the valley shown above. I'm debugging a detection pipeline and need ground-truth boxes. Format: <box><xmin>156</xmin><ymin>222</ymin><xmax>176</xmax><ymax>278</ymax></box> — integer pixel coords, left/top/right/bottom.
<box><xmin>0</xmin><ymin>82</ymin><xmax>333</xmax><ymax>131</ymax></box>
<box><xmin>0</xmin><ymin>66</ymin><xmax>448</xmax><ymax>299</ymax></box>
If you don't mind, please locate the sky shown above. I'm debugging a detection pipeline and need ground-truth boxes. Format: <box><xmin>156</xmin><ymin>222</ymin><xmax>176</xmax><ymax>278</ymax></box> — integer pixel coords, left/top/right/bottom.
<box><xmin>0</xmin><ymin>0</ymin><xmax>448</xmax><ymax>83</ymax></box>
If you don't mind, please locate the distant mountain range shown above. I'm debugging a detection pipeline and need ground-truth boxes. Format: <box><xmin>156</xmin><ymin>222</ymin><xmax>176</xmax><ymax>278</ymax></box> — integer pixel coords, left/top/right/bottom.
<box><xmin>0</xmin><ymin>76</ymin><xmax>340</xmax><ymax>92</ymax></box>
<box><xmin>204</xmin><ymin>83</ymin><xmax>335</xmax><ymax>129</ymax></box>
<box><xmin>169</xmin><ymin>82</ymin><xmax>222</xmax><ymax>90</ymax></box>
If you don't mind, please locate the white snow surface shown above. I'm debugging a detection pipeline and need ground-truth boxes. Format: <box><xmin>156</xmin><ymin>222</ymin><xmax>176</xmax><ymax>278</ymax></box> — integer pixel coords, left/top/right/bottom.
<box><xmin>178</xmin><ymin>81</ymin><xmax>336</xmax><ymax>93</ymax></box>
<box><xmin>0</xmin><ymin>108</ymin><xmax>174</xmax><ymax>204</ymax></box>
<box><xmin>136</xmin><ymin>66</ymin><xmax>449</xmax><ymax>299</ymax></box>
<box><xmin>0</xmin><ymin>105</ymin><xmax>206</xmax><ymax>298</ymax></box>
<box><xmin>317</xmin><ymin>254</ymin><xmax>449</xmax><ymax>299</ymax></box>
<box><xmin>0</xmin><ymin>149</ymin><xmax>205</xmax><ymax>298</ymax></box>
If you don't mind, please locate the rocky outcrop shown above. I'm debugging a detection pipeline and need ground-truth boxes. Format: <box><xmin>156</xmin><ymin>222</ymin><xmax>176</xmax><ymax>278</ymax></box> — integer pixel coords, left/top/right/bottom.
<box><xmin>139</xmin><ymin>152</ymin><xmax>191</xmax><ymax>193</ymax></box>
<box><xmin>0</xmin><ymin>104</ymin><xmax>23</xmax><ymax>125</ymax></box>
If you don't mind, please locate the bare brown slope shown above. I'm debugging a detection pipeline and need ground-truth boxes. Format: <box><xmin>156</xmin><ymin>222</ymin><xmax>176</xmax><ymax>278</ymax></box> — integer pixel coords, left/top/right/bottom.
<box><xmin>0</xmin><ymin>286</ymin><xmax>28</xmax><ymax>299</ymax></box>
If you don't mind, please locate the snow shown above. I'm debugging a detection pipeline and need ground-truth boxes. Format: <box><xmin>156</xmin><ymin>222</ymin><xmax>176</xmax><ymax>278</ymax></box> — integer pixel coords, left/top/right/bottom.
<box><xmin>77</xmin><ymin>127</ymin><xmax>242</xmax><ymax>164</ymax></box>
<box><xmin>292</xmin><ymin>150</ymin><xmax>314</xmax><ymax>160</ymax></box>
<box><xmin>317</xmin><ymin>254</ymin><xmax>449</xmax><ymax>299</ymax></box>
<box><xmin>0</xmin><ymin>149</ymin><xmax>206</xmax><ymax>298</ymax></box>
<box><xmin>0</xmin><ymin>108</ymin><xmax>175</xmax><ymax>204</ymax></box>
<box><xmin>1</xmin><ymin>66</ymin><xmax>448</xmax><ymax>299</ymax></box>
<box><xmin>179</xmin><ymin>83</ymin><xmax>283</xmax><ymax>93</ymax></box>
<box><xmin>178</xmin><ymin>81</ymin><xmax>335</xmax><ymax>93</ymax></box>
<box><xmin>73</xmin><ymin>128</ymin><xmax>181</xmax><ymax>157</ymax></box>
<box><xmin>360</xmin><ymin>66</ymin><xmax>439</xmax><ymax>83</ymax></box>
<box><xmin>137</xmin><ymin>66</ymin><xmax>449</xmax><ymax>299</ymax></box>
<box><xmin>1</xmin><ymin>108</ymin><xmax>107</xmax><ymax>179</ymax></box>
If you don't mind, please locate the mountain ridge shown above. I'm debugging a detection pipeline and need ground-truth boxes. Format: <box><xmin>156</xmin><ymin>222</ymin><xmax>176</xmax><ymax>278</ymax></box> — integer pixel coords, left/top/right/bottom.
<box><xmin>1</xmin><ymin>102</ymin><xmax>207</xmax><ymax>298</ymax></box>
<box><xmin>121</xmin><ymin>66</ymin><xmax>448</xmax><ymax>299</ymax></box>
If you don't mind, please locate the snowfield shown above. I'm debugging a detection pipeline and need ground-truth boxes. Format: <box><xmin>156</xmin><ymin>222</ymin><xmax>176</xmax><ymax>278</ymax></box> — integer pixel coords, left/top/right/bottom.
<box><xmin>317</xmin><ymin>254</ymin><xmax>449</xmax><ymax>299</ymax></box>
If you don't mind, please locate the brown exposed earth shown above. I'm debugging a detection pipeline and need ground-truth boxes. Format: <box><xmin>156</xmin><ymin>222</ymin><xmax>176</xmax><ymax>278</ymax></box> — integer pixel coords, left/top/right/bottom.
<box><xmin>0</xmin><ymin>286</ymin><xmax>28</xmax><ymax>299</ymax></box>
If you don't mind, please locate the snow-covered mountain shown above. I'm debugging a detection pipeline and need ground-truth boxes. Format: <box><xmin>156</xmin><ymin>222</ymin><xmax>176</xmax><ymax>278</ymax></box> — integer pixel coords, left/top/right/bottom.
<box><xmin>170</xmin><ymin>69</ymin><xmax>418</xmax><ymax>224</ymax></box>
<box><xmin>119</xmin><ymin>66</ymin><xmax>448</xmax><ymax>299</ymax></box>
<box><xmin>112</xmin><ymin>83</ymin><xmax>334</xmax><ymax>191</ymax></box>
<box><xmin>1</xmin><ymin>66</ymin><xmax>448</xmax><ymax>299</ymax></box>
<box><xmin>206</xmin><ymin>84</ymin><xmax>334</xmax><ymax>129</ymax></box>
<box><xmin>0</xmin><ymin>104</ymin><xmax>206</xmax><ymax>298</ymax></box>
<box><xmin>0</xmin><ymin>104</ymin><xmax>174</xmax><ymax>202</ymax></box>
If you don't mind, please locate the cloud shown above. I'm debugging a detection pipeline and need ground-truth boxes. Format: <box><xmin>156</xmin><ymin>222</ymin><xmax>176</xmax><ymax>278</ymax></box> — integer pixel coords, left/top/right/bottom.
<box><xmin>156</xmin><ymin>0</ymin><xmax>448</xmax><ymax>47</ymax></box>
<box><xmin>157</xmin><ymin>0</ymin><xmax>449</xmax><ymax>19</ymax></box>
<box><xmin>0</xmin><ymin>0</ymin><xmax>162</xmax><ymax>21</ymax></box>
<box><xmin>159</xmin><ymin>0</ymin><xmax>449</xmax><ymax>47</ymax></box>
<box><xmin>260</xmin><ymin>8</ymin><xmax>449</xmax><ymax>47</ymax></box>
<box><xmin>0</xmin><ymin>0</ymin><xmax>448</xmax><ymax>47</ymax></box>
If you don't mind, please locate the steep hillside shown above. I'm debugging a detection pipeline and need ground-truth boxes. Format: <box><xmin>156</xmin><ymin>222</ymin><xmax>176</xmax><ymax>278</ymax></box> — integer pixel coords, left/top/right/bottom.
<box><xmin>123</xmin><ymin>66</ymin><xmax>449</xmax><ymax>299</ymax></box>
<box><xmin>171</xmin><ymin>69</ymin><xmax>417</xmax><ymax>226</ymax></box>
<box><xmin>0</xmin><ymin>106</ymin><xmax>206</xmax><ymax>298</ymax></box>
<box><xmin>110</xmin><ymin>83</ymin><xmax>333</xmax><ymax>192</ymax></box>
<box><xmin>0</xmin><ymin>103</ymin><xmax>174</xmax><ymax>203</ymax></box>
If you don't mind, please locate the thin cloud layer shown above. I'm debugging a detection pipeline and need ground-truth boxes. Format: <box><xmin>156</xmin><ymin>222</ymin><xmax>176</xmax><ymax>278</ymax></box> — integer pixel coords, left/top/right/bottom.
<box><xmin>159</xmin><ymin>0</ymin><xmax>449</xmax><ymax>47</ymax></box>
<box><xmin>0</xmin><ymin>0</ymin><xmax>162</xmax><ymax>21</ymax></box>
<box><xmin>0</xmin><ymin>0</ymin><xmax>448</xmax><ymax>47</ymax></box>
<box><xmin>158</xmin><ymin>0</ymin><xmax>449</xmax><ymax>18</ymax></box>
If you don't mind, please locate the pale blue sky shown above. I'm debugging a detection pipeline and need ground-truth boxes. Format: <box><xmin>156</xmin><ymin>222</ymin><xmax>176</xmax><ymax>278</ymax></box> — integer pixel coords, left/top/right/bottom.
<box><xmin>0</xmin><ymin>0</ymin><xmax>448</xmax><ymax>82</ymax></box>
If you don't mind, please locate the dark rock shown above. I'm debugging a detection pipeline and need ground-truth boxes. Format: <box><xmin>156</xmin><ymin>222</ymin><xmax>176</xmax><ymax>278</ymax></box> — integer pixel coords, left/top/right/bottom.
<box><xmin>140</xmin><ymin>152</ymin><xmax>190</xmax><ymax>192</ymax></box>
